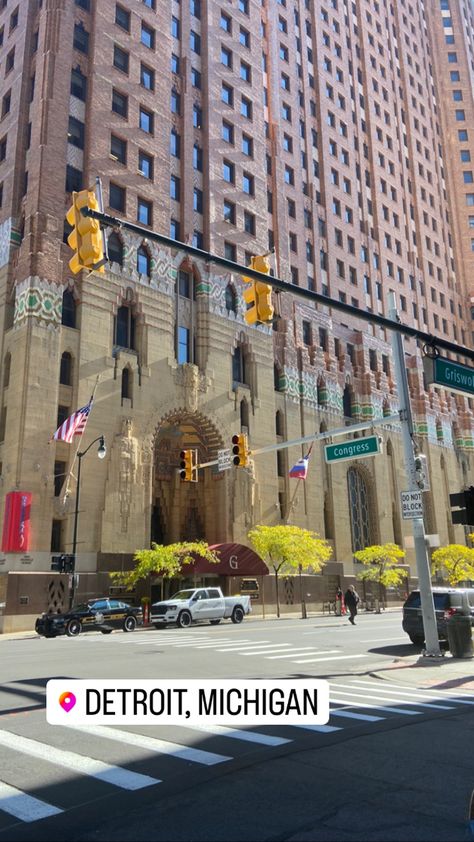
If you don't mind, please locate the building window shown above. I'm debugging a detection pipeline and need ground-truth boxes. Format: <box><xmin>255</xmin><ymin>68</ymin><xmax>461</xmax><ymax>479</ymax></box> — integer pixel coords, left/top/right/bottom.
<box><xmin>141</xmin><ymin>63</ymin><xmax>155</xmax><ymax>90</ymax></box>
<box><xmin>115</xmin><ymin>4</ymin><xmax>130</xmax><ymax>31</ymax></box>
<box><xmin>51</xmin><ymin>520</ymin><xmax>63</xmax><ymax>553</ymax></box>
<box><xmin>193</xmin><ymin>188</ymin><xmax>203</xmax><ymax>213</ymax></box>
<box><xmin>113</xmin><ymin>44</ymin><xmax>129</xmax><ymax>74</ymax></box>
<box><xmin>223</xmin><ymin>160</ymin><xmax>235</xmax><ymax>183</ymax></box>
<box><xmin>170</xmin><ymin>129</ymin><xmax>180</xmax><ymax>158</ymax></box>
<box><xmin>108</xmin><ymin>232</ymin><xmax>123</xmax><ymax>265</ymax></box>
<box><xmin>137</xmin><ymin>197</ymin><xmax>152</xmax><ymax>226</ymax></box>
<box><xmin>137</xmin><ymin>245</ymin><xmax>151</xmax><ymax>277</ymax></box>
<box><xmin>171</xmin><ymin>88</ymin><xmax>181</xmax><ymax>114</ymax></box>
<box><xmin>225</xmin><ymin>284</ymin><xmax>237</xmax><ymax>312</ymax></box>
<box><xmin>70</xmin><ymin>67</ymin><xmax>87</xmax><ymax>101</ymax></box>
<box><xmin>242</xmin><ymin>172</ymin><xmax>254</xmax><ymax>194</ymax></box>
<box><xmin>112</xmin><ymin>89</ymin><xmax>128</xmax><ymax>118</ymax></box>
<box><xmin>241</xmin><ymin>96</ymin><xmax>252</xmax><ymax>119</ymax></box>
<box><xmin>61</xmin><ymin>289</ymin><xmax>76</xmax><ymax>328</ymax></box>
<box><xmin>110</xmin><ymin>134</ymin><xmax>127</xmax><ymax>164</ymax></box>
<box><xmin>455</xmin><ymin>110</ymin><xmax>465</xmax><ymax>121</ymax></box>
<box><xmin>109</xmin><ymin>182</ymin><xmax>125</xmax><ymax>212</ymax></box>
<box><xmin>232</xmin><ymin>345</ymin><xmax>246</xmax><ymax>385</ymax></box>
<box><xmin>171</xmin><ymin>16</ymin><xmax>180</xmax><ymax>38</ymax></box>
<box><xmin>244</xmin><ymin>211</ymin><xmax>255</xmax><ymax>234</ymax></box>
<box><xmin>141</xmin><ymin>22</ymin><xmax>155</xmax><ymax>49</ymax></box>
<box><xmin>221</xmin><ymin>83</ymin><xmax>233</xmax><ymax>106</ymax></box>
<box><xmin>190</xmin><ymin>30</ymin><xmax>201</xmax><ymax>54</ymax></box>
<box><xmin>73</xmin><ymin>24</ymin><xmax>89</xmax><ymax>54</ymax></box>
<box><xmin>115</xmin><ymin>305</ymin><xmax>135</xmax><ymax>349</ymax></box>
<box><xmin>65</xmin><ymin>165</ymin><xmax>82</xmax><ymax>193</ymax></box>
<box><xmin>193</xmin><ymin>144</ymin><xmax>203</xmax><ymax>171</ymax></box>
<box><xmin>222</xmin><ymin>121</ymin><xmax>234</xmax><ymax>143</ymax></box>
<box><xmin>121</xmin><ymin>367</ymin><xmax>131</xmax><ymax>400</ymax></box>
<box><xmin>138</xmin><ymin>150</ymin><xmax>153</xmax><ymax>180</ymax></box>
<box><xmin>68</xmin><ymin>117</ymin><xmax>85</xmax><ymax>149</ymax></box>
<box><xmin>60</xmin><ymin>352</ymin><xmax>72</xmax><ymax>385</ymax></box>
<box><xmin>139</xmin><ymin>107</ymin><xmax>154</xmax><ymax>134</ymax></box>
<box><xmin>348</xmin><ymin>468</ymin><xmax>372</xmax><ymax>552</ymax></box>
<box><xmin>224</xmin><ymin>241</ymin><xmax>236</xmax><ymax>261</ymax></box>
<box><xmin>54</xmin><ymin>461</ymin><xmax>66</xmax><ymax>497</ymax></box>
<box><xmin>177</xmin><ymin>326</ymin><xmax>190</xmax><ymax>364</ymax></box>
<box><xmin>170</xmin><ymin>175</ymin><xmax>180</xmax><ymax>201</ymax></box>
<box><xmin>193</xmin><ymin>105</ymin><xmax>202</xmax><ymax>128</ymax></box>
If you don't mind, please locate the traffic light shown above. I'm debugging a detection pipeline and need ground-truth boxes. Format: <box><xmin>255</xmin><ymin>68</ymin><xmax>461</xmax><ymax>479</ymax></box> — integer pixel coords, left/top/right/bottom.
<box><xmin>242</xmin><ymin>255</ymin><xmax>274</xmax><ymax>325</ymax></box>
<box><xmin>51</xmin><ymin>555</ymin><xmax>64</xmax><ymax>572</ymax></box>
<box><xmin>232</xmin><ymin>433</ymin><xmax>250</xmax><ymax>467</ymax></box>
<box><xmin>414</xmin><ymin>454</ymin><xmax>429</xmax><ymax>490</ymax></box>
<box><xmin>179</xmin><ymin>449</ymin><xmax>198</xmax><ymax>482</ymax></box>
<box><xmin>450</xmin><ymin>487</ymin><xmax>474</xmax><ymax>525</ymax></box>
<box><xmin>65</xmin><ymin>189</ymin><xmax>105</xmax><ymax>274</ymax></box>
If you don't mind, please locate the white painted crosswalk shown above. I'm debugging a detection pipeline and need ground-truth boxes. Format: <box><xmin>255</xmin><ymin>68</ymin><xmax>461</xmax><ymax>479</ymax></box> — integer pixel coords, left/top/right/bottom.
<box><xmin>0</xmin><ymin>677</ymin><xmax>473</xmax><ymax>831</ymax></box>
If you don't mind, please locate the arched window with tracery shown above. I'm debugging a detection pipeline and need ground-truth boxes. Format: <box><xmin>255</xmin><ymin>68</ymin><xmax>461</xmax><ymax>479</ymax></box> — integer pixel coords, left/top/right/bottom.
<box><xmin>347</xmin><ymin>467</ymin><xmax>372</xmax><ymax>553</ymax></box>
<box><xmin>232</xmin><ymin>344</ymin><xmax>247</xmax><ymax>386</ymax></box>
<box><xmin>115</xmin><ymin>305</ymin><xmax>136</xmax><ymax>350</ymax></box>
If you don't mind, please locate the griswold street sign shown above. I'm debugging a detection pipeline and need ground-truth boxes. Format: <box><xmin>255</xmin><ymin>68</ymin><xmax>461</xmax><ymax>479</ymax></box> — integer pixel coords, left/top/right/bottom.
<box><xmin>423</xmin><ymin>355</ymin><xmax>474</xmax><ymax>397</ymax></box>
<box><xmin>324</xmin><ymin>435</ymin><xmax>381</xmax><ymax>464</ymax></box>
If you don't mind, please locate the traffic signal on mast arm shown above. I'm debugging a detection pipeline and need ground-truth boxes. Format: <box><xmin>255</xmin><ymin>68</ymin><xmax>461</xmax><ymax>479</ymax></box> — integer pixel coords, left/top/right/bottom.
<box><xmin>179</xmin><ymin>449</ymin><xmax>198</xmax><ymax>482</ymax></box>
<box><xmin>66</xmin><ymin>189</ymin><xmax>105</xmax><ymax>274</ymax></box>
<box><xmin>232</xmin><ymin>433</ymin><xmax>250</xmax><ymax>467</ymax></box>
<box><xmin>242</xmin><ymin>254</ymin><xmax>274</xmax><ymax>325</ymax></box>
<box><xmin>449</xmin><ymin>486</ymin><xmax>474</xmax><ymax>525</ymax></box>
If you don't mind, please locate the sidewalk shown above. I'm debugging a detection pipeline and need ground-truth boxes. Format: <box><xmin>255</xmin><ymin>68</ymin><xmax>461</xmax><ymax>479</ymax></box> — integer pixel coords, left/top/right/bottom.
<box><xmin>372</xmin><ymin>647</ymin><xmax>474</xmax><ymax>692</ymax></box>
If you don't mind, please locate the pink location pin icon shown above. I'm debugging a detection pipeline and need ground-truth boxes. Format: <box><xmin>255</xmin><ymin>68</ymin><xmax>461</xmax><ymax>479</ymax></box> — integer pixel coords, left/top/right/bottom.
<box><xmin>58</xmin><ymin>691</ymin><xmax>77</xmax><ymax>713</ymax></box>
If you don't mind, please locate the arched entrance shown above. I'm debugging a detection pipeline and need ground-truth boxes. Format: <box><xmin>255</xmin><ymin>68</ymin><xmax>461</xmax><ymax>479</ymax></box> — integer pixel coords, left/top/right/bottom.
<box><xmin>151</xmin><ymin>411</ymin><xmax>228</xmax><ymax>546</ymax></box>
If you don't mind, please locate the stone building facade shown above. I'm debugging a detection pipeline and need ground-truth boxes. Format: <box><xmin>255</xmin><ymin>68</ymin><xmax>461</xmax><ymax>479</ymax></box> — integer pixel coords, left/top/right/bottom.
<box><xmin>0</xmin><ymin>0</ymin><xmax>473</xmax><ymax>629</ymax></box>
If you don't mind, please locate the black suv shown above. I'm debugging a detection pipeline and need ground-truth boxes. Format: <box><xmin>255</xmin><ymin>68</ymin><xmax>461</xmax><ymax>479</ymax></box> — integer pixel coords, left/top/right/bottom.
<box><xmin>402</xmin><ymin>587</ymin><xmax>474</xmax><ymax>645</ymax></box>
<box><xmin>35</xmin><ymin>599</ymin><xmax>142</xmax><ymax>638</ymax></box>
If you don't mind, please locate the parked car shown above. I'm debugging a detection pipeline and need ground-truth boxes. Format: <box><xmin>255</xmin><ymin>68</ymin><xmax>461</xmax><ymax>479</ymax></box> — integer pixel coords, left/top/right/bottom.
<box><xmin>402</xmin><ymin>587</ymin><xmax>474</xmax><ymax>645</ymax></box>
<box><xmin>151</xmin><ymin>587</ymin><xmax>252</xmax><ymax>628</ymax></box>
<box><xmin>35</xmin><ymin>598</ymin><xmax>143</xmax><ymax>638</ymax></box>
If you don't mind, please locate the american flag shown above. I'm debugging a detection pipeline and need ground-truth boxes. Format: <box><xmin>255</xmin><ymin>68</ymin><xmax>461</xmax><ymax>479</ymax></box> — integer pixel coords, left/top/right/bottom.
<box><xmin>288</xmin><ymin>456</ymin><xmax>309</xmax><ymax>480</ymax></box>
<box><xmin>52</xmin><ymin>399</ymin><xmax>93</xmax><ymax>443</ymax></box>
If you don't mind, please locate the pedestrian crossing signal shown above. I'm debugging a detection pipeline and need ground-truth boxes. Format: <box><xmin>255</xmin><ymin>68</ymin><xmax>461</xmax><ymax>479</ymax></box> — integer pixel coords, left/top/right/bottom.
<box><xmin>232</xmin><ymin>433</ymin><xmax>249</xmax><ymax>467</ymax></box>
<box><xmin>179</xmin><ymin>449</ymin><xmax>198</xmax><ymax>482</ymax></box>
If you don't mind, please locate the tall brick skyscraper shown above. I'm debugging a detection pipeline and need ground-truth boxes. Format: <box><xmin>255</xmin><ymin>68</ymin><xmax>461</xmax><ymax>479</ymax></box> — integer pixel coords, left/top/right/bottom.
<box><xmin>0</xmin><ymin>0</ymin><xmax>473</xmax><ymax>630</ymax></box>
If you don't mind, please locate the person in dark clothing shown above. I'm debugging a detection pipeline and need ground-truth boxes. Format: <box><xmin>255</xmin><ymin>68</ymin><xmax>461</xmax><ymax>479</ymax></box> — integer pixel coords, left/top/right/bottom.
<box><xmin>344</xmin><ymin>585</ymin><xmax>360</xmax><ymax>624</ymax></box>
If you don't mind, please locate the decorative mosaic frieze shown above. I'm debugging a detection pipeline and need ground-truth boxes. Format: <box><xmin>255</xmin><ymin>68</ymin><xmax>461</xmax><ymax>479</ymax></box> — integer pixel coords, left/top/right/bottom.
<box><xmin>14</xmin><ymin>277</ymin><xmax>62</xmax><ymax>327</ymax></box>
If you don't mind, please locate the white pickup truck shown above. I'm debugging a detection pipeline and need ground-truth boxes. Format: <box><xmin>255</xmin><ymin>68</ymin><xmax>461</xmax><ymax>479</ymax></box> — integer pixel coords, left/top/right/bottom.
<box><xmin>150</xmin><ymin>587</ymin><xmax>252</xmax><ymax>628</ymax></box>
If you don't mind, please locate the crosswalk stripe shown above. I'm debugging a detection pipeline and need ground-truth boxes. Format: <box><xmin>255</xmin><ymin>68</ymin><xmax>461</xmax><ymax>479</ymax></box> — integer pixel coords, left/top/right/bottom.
<box><xmin>292</xmin><ymin>723</ymin><xmax>341</xmax><ymax>734</ymax></box>
<box><xmin>0</xmin><ymin>781</ymin><xmax>63</xmax><ymax>822</ymax></box>
<box><xmin>266</xmin><ymin>649</ymin><xmax>339</xmax><ymax>659</ymax></box>
<box><xmin>374</xmin><ymin>681</ymin><xmax>474</xmax><ymax>703</ymax></box>
<box><xmin>190</xmin><ymin>725</ymin><xmax>291</xmax><ymax>746</ymax></box>
<box><xmin>333</xmin><ymin>683</ymin><xmax>453</xmax><ymax>711</ymax></box>
<box><xmin>329</xmin><ymin>694</ymin><xmax>422</xmax><ymax>715</ymax></box>
<box><xmin>295</xmin><ymin>654</ymin><xmax>366</xmax><ymax>663</ymax></box>
<box><xmin>217</xmin><ymin>642</ymin><xmax>272</xmax><ymax>652</ymax></box>
<box><xmin>60</xmin><ymin>724</ymin><xmax>231</xmax><ymax>766</ymax></box>
<box><xmin>240</xmin><ymin>647</ymin><xmax>295</xmax><ymax>656</ymax></box>
<box><xmin>193</xmin><ymin>640</ymin><xmax>253</xmax><ymax>649</ymax></box>
<box><xmin>329</xmin><ymin>708</ymin><xmax>384</xmax><ymax>722</ymax></box>
<box><xmin>347</xmin><ymin>682</ymin><xmax>455</xmax><ymax>710</ymax></box>
<box><xmin>135</xmin><ymin>637</ymin><xmax>216</xmax><ymax>647</ymax></box>
<box><xmin>0</xmin><ymin>731</ymin><xmax>160</xmax><ymax>791</ymax></box>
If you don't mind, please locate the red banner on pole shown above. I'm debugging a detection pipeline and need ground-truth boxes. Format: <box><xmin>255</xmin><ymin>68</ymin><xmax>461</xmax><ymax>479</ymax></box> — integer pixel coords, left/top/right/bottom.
<box><xmin>1</xmin><ymin>491</ymin><xmax>32</xmax><ymax>552</ymax></box>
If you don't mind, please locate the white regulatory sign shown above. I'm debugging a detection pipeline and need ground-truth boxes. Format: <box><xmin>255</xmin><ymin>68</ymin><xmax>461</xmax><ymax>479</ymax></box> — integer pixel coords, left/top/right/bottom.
<box><xmin>400</xmin><ymin>490</ymin><xmax>423</xmax><ymax>520</ymax></box>
<box><xmin>217</xmin><ymin>448</ymin><xmax>232</xmax><ymax>472</ymax></box>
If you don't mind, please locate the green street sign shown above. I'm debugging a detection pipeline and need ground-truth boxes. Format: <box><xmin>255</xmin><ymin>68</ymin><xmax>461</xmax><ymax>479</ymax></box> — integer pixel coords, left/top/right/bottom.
<box><xmin>324</xmin><ymin>435</ymin><xmax>381</xmax><ymax>464</ymax></box>
<box><xmin>423</xmin><ymin>355</ymin><xmax>474</xmax><ymax>397</ymax></box>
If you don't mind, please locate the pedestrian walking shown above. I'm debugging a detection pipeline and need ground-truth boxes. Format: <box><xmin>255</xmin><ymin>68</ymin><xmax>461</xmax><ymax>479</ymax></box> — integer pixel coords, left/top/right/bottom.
<box><xmin>344</xmin><ymin>585</ymin><xmax>360</xmax><ymax>625</ymax></box>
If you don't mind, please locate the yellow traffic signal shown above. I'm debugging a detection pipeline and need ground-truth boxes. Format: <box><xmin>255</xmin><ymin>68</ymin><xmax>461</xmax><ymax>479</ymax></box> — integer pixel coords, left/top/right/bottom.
<box><xmin>242</xmin><ymin>255</ymin><xmax>273</xmax><ymax>325</ymax></box>
<box><xmin>66</xmin><ymin>189</ymin><xmax>105</xmax><ymax>274</ymax></box>
<box><xmin>232</xmin><ymin>433</ymin><xmax>249</xmax><ymax>467</ymax></box>
<box><xmin>179</xmin><ymin>449</ymin><xmax>198</xmax><ymax>482</ymax></box>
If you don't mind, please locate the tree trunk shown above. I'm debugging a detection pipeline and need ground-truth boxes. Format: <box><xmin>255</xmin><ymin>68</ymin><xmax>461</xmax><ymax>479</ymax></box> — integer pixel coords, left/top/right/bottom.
<box><xmin>274</xmin><ymin>568</ymin><xmax>280</xmax><ymax>618</ymax></box>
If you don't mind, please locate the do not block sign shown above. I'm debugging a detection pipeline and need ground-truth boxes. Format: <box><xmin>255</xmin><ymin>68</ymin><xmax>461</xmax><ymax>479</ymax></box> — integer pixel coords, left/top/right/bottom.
<box><xmin>401</xmin><ymin>490</ymin><xmax>423</xmax><ymax>520</ymax></box>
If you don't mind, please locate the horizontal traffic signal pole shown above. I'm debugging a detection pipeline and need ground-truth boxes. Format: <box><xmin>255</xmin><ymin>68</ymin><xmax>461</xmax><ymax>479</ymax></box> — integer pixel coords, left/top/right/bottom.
<box><xmin>81</xmin><ymin>206</ymin><xmax>474</xmax><ymax>363</ymax></box>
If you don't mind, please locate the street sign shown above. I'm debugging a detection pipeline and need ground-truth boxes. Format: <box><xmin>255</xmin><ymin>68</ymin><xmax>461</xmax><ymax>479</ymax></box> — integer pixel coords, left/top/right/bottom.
<box><xmin>401</xmin><ymin>490</ymin><xmax>423</xmax><ymax>520</ymax></box>
<box><xmin>423</xmin><ymin>355</ymin><xmax>474</xmax><ymax>397</ymax></box>
<box><xmin>217</xmin><ymin>448</ymin><xmax>232</xmax><ymax>472</ymax></box>
<box><xmin>324</xmin><ymin>435</ymin><xmax>381</xmax><ymax>464</ymax></box>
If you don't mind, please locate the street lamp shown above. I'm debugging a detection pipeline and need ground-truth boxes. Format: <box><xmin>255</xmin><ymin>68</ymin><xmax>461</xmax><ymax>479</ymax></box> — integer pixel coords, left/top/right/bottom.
<box><xmin>70</xmin><ymin>435</ymin><xmax>106</xmax><ymax>607</ymax></box>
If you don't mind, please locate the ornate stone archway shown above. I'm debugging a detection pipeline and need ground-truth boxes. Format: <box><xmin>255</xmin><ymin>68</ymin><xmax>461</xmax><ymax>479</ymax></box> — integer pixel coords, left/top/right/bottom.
<box><xmin>152</xmin><ymin>410</ymin><xmax>228</xmax><ymax>545</ymax></box>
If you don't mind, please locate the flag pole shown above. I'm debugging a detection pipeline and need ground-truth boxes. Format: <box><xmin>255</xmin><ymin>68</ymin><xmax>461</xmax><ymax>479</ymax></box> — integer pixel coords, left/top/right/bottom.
<box><xmin>286</xmin><ymin>441</ymin><xmax>314</xmax><ymax>525</ymax></box>
<box><xmin>62</xmin><ymin>374</ymin><xmax>101</xmax><ymax>502</ymax></box>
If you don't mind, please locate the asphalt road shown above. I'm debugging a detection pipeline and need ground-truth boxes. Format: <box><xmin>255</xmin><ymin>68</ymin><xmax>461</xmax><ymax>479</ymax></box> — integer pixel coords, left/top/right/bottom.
<box><xmin>0</xmin><ymin>611</ymin><xmax>472</xmax><ymax>841</ymax></box>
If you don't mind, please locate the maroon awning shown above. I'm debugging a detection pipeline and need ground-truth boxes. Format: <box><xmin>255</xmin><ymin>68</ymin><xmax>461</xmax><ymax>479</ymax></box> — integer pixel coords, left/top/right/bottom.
<box><xmin>189</xmin><ymin>543</ymin><xmax>269</xmax><ymax>576</ymax></box>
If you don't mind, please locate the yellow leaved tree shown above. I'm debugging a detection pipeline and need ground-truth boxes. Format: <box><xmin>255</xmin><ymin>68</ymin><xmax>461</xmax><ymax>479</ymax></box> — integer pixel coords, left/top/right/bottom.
<box><xmin>111</xmin><ymin>541</ymin><xmax>220</xmax><ymax>595</ymax></box>
<box><xmin>353</xmin><ymin>543</ymin><xmax>407</xmax><ymax>612</ymax></box>
<box><xmin>431</xmin><ymin>544</ymin><xmax>474</xmax><ymax>586</ymax></box>
<box><xmin>248</xmin><ymin>524</ymin><xmax>332</xmax><ymax>618</ymax></box>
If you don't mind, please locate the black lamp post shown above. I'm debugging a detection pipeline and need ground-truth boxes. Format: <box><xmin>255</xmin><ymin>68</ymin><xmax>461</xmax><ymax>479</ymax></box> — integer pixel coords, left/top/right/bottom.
<box><xmin>70</xmin><ymin>435</ymin><xmax>106</xmax><ymax>607</ymax></box>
